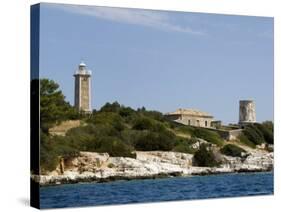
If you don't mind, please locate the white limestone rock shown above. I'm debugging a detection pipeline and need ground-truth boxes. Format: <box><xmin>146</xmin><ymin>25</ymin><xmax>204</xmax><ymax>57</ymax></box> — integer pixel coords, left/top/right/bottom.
<box><xmin>37</xmin><ymin>150</ymin><xmax>273</xmax><ymax>186</ymax></box>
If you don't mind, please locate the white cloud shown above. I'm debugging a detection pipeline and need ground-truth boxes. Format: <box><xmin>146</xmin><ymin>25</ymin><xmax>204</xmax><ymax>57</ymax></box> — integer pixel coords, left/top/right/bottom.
<box><xmin>51</xmin><ymin>4</ymin><xmax>205</xmax><ymax>35</ymax></box>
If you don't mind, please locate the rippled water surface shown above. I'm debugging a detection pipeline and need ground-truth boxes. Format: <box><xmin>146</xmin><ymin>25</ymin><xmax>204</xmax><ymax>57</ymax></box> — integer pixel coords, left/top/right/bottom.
<box><xmin>40</xmin><ymin>172</ymin><xmax>273</xmax><ymax>209</ymax></box>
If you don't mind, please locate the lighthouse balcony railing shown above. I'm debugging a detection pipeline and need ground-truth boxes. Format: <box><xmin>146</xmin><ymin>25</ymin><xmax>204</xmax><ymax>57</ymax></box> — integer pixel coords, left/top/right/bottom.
<box><xmin>74</xmin><ymin>70</ymin><xmax>92</xmax><ymax>75</ymax></box>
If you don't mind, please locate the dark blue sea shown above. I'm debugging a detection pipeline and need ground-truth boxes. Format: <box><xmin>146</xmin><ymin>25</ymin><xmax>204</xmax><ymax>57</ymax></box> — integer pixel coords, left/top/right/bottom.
<box><xmin>40</xmin><ymin>172</ymin><xmax>273</xmax><ymax>209</ymax></box>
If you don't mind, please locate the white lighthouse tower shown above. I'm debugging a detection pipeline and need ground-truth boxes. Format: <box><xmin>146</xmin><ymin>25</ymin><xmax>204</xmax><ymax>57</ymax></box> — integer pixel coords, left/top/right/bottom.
<box><xmin>74</xmin><ymin>62</ymin><xmax>92</xmax><ymax>113</ymax></box>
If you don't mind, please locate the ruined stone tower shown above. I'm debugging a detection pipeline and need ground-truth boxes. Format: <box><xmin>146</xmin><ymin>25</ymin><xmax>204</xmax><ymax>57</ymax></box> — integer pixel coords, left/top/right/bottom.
<box><xmin>239</xmin><ymin>100</ymin><xmax>256</xmax><ymax>124</ymax></box>
<box><xmin>74</xmin><ymin>62</ymin><xmax>92</xmax><ymax>113</ymax></box>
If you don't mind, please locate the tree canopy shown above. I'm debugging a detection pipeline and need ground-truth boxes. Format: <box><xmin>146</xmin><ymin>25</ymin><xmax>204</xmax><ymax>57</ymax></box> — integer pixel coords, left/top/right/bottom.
<box><xmin>40</xmin><ymin>78</ymin><xmax>79</xmax><ymax>132</ymax></box>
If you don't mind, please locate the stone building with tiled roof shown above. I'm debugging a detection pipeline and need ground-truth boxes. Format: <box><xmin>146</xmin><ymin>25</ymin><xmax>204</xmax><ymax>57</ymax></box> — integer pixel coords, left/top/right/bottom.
<box><xmin>165</xmin><ymin>108</ymin><xmax>214</xmax><ymax>128</ymax></box>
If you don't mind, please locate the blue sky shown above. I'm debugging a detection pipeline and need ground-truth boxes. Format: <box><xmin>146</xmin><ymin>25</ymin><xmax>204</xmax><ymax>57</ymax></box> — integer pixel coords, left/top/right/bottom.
<box><xmin>39</xmin><ymin>3</ymin><xmax>273</xmax><ymax>124</ymax></box>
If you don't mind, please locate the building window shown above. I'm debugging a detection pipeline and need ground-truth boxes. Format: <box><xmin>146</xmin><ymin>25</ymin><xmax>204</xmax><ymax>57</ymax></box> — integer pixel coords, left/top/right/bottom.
<box><xmin>205</xmin><ymin>121</ymin><xmax>208</xmax><ymax>127</ymax></box>
<box><xmin>197</xmin><ymin>120</ymin><xmax>200</xmax><ymax>126</ymax></box>
<box><xmin>188</xmin><ymin>120</ymin><xmax>191</xmax><ymax>125</ymax></box>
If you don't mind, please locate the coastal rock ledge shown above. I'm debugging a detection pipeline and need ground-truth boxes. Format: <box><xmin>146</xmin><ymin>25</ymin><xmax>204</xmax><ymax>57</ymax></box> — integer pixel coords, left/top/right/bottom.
<box><xmin>35</xmin><ymin>150</ymin><xmax>273</xmax><ymax>186</ymax></box>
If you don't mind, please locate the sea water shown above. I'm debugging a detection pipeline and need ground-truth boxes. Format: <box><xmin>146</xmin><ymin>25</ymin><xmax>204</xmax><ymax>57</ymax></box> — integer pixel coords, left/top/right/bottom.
<box><xmin>40</xmin><ymin>172</ymin><xmax>273</xmax><ymax>209</ymax></box>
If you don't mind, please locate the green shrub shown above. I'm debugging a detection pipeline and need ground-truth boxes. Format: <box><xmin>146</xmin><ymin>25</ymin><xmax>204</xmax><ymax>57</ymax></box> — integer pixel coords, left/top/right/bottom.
<box><xmin>119</xmin><ymin>106</ymin><xmax>135</xmax><ymax>117</ymax></box>
<box><xmin>132</xmin><ymin>117</ymin><xmax>154</xmax><ymax>130</ymax></box>
<box><xmin>172</xmin><ymin>143</ymin><xmax>196</xmax><ymax>154</ymax></box>
<box><xmin>135</xmin><ymin>131</ymin><xmax>175</xmax><ymax>151</ymax></box>
<box><xmin>262</xmin><ymin>121</ymin><xmax>273</xmax><ymax>132</ymax></box>
<box><xmin>152</xmin><ymin>122</ymin><xmax>166</xmax><ymax>133</ymax></box>
<box><xmin>40</xmin><ymin>132</ymin><xmax>80</xmax><ymax>173</ymax></box>
<box><xmin>238</xmin><ymin>134</ymin><xmax>256</xmax><ymax>148</ymax></box>
<box><xmin>141</xmin><ymin>110</ymin><xmax>164</xmax><ymax>122</ymax></box>
<box><xmin>65</xmin><ymin>134</ymin><xmax>98</xmax><ymax>152</ymax></box>
<box><xmin>172</xmin><ymin>137</ymin><xmax>198</xmax><ymax>154</ymax></box>
<box><xmin>241</xmin><ymin>122</ymin><xmax>274</xmax><ymax>147</ymax></box>
<box><xmin>88</xmin><ymin>112</ymin><xmax>125</xmax><ymax>131</ymax></box>
<box><xmin>243</xmin><ymin>125</ymin><xmax>265</xmax><ymax>145</ymax></box>
<box><xmin>40</xmin><ymin>150</ymin><xmax>59</xmax><ymax>173</ymax></box>
<box><xmin>193</xmin><ymin>144</ymin><xmax>221</xmax><ymax>167</ymax></box>
<box><xmin>193</xmin><ymin>128</ymin><xmax>224</xmax><ymax>146</ymax></box>
<box><xmin>49</xmin><ymin>136</ymin><xmax>80</xmax><ymax>158</ymax></box>
<box><xmin>170</xmin><ymin>124</ymin><xmax>195</xmax><ymax>136</ymax></box>
<box><xmin>40</xmin><ymin>139</ymin><xmax>59</xmax><ymax>173</ymax></box>
<box><xmin>100</xmin><ymin>101</ymin><xmax>121</xmax><ymax>113</ymax></box>
<box><xmin>96</xmin><ymin>137</ymin><xmax>136</xmax><ymax>158</ymax></box>
<box><xmin>254</xmin><ymin>122</ymin><xmax>273</xmax><ymax>144</ymax></box>
<box><xmin>120</xmin><ymin>129</ymin><xmax>143</xmax><ymax>147</ymax></box>
<box><xmin>220</xmin><ymin>144</ymin><xmax>246</xmax><ymax>157</ymax></box>
<box><xmin>68</xmin><ymin>124</ymin><xmax>120</xmax><ymax>138</ymax></box>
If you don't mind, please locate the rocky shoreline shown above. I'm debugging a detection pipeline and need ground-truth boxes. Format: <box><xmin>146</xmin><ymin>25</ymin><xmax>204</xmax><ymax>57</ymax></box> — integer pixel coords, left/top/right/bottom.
<box><xmin>33</xmin><ymin>149</ymin><xmax>273</xmax><ymax>186</ymax></box>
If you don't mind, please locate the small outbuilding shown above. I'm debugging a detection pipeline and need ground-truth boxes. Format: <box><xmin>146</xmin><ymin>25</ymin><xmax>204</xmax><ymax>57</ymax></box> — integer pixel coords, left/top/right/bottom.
<box><xmin>165</xmin><ymin>108</ymin><xmax>214</xmax><ymax>128</ymax></box>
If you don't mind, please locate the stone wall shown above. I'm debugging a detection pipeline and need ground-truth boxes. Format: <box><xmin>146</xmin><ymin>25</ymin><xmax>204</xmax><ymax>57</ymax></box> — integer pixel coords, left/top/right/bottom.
<box><xmin>206</xmin><ymin>128</ymin><xmax>243</xmax><ymax>141</ymax></box>
<box><xmin>49</xmin><ymin>120</ymin><xmax>81</xmax><ymax>136</ymax></box>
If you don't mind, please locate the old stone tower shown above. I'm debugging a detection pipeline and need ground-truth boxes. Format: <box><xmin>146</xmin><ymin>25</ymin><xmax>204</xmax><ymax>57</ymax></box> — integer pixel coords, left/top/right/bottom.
<box><xmin>74</xmin><ymin>62</ymin><xmax>92</xmax><ymax>113</ymax></box>
<box><xmin>239</xmin><ymin>100</ymin><xmax>256</xmax><ymax>124</ymax></box>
